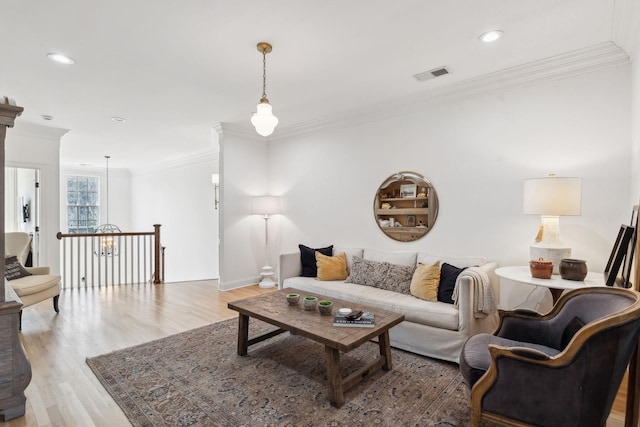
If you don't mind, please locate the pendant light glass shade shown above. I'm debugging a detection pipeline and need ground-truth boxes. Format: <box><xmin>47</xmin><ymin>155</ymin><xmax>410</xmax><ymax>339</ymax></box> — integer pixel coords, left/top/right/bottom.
<box><xmin>251</xmin><ymin>101</ymin><xmax>279</xmax><ymax>137</ymax></box>
<box><xmin>251</xmin><ymin>42</ymin><xmax>278</xmax><ymax>137</ymax></box>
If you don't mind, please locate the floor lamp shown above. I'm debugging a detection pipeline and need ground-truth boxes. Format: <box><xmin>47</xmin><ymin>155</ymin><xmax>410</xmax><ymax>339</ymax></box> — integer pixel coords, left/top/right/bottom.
<box><xmin>252</xmin><ymin>196</ymin><xmax>281</xmax><ymax>288</ymax></box>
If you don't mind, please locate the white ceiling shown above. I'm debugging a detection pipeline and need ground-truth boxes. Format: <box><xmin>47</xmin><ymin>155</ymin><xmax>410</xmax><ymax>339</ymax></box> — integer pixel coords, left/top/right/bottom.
<box><xmin>0</xmin><ymin>0</ymin><xmax>629</xmax><ymax>169</ymax></box>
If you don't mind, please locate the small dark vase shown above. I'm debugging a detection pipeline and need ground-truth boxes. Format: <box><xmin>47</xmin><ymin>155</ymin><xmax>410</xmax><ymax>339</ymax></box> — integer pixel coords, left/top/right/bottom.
<box><xmin>560</xmin><ymin>259</ymin><xmax>588</xmax><ymax>281</ymax></box>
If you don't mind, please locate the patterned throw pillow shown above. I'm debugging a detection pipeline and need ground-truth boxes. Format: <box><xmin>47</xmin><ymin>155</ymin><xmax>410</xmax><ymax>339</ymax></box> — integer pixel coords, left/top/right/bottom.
<box><xmin>5</xmin><ymin>255</ymin><xmax>32</xmax><ymax>281</ymax></box>
<box><xmin>316</xmin><ymin>252</ymin><xmax>348</xmax><ymax>281</ymax></box>
<box><xmin>347</xmin><ymin>256</ymin><xmax>415</xmax><ymax>294</ymax></box>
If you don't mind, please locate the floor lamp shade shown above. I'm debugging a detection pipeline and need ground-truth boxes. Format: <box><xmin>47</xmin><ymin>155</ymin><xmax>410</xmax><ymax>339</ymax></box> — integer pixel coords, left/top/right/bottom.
<box><xmin>252</xmin><ymin>196</ymin><xmax>281</xmax><ymax>216</ymax></box>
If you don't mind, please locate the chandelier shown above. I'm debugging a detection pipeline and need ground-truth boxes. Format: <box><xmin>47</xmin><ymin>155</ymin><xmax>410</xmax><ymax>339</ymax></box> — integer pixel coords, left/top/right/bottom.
<box><xmin>95</xmin><ymin>155</ymin><xmax>121</xmax><ymax>256</ymax></box>
<box><xmin>250</xmin><ymin>42</ymin><xmax>278</xmax><ymax>137</ymax></box>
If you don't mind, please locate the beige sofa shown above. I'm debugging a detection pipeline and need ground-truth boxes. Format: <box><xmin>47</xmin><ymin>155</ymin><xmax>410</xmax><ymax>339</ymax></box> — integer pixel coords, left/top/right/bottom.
<box><xmin>278</xmin><ymin>247</ymin><xmax>499</xmax><ymax>363</ymax></box>
<box><xmin>5</xmin><ymin>232</ymin><xmax>61</xmax><ymax>328</ymax></box>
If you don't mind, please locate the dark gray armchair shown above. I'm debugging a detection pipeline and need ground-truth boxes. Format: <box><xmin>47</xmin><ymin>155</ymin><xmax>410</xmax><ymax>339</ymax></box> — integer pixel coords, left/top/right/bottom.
<box><xmin>459</xmin><ymin>287</ymin><xmax>640</xmax><ymax>427</ymax></box>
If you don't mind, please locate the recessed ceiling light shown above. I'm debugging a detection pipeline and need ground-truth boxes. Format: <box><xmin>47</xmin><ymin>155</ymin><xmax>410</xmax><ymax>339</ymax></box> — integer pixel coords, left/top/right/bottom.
<box><xmin>47</xmin><ymin>53</ymin><xmax>75</xmax><ymax>65</ymax></box>
<box><xmin>479</xmin><ymin>30</ymin><xmax>504</xmax><ymax>43</ymax></box>
<box><xmin>111</xmin><ymin>117</ymin><xmax>126</xmax><ymax>122</ymax></box>
<box><xmin>41</xmin><ymin>114</ymin><xmax>54</xmax><ymax>121</ymax></box>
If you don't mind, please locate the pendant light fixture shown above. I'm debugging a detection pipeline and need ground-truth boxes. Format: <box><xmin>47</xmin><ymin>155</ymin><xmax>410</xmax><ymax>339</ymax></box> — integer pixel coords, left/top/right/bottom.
<box><xmin>95</xmin><ymin>155</ymin><xmax>121</xmax><ymax>256</ymax></box>
<box><xmin>250</xmin><ymin>42</ymin><xmax>278</xmax><ymax>137</ymax></box>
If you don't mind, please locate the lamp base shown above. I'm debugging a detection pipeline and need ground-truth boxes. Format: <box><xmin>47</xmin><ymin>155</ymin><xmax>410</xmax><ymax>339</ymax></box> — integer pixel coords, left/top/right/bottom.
<box><xmin>258</xmin><ymin>265</ymin><xmax>276</xmax><ymax>289</ymax></box>
<box><xmin>530</xmin><ymin>245</ymin><xmax>570</xmax><ymax>275</ymax></box>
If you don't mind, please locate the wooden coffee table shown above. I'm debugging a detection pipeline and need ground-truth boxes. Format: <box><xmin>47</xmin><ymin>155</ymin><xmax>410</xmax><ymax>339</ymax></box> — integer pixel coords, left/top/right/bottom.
<box><xmin>227</xmin><ymin>288</ymin><xmax>404</xmax><ymax>407</ymax></box>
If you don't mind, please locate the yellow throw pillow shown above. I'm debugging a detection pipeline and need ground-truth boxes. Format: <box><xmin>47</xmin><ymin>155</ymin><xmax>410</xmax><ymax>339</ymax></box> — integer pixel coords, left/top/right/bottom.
<box><xmin>316</xmin><ymin>251</ymin><xmax>348</xmax><ymax>281</ymax></box>
<box><xmin>410</xmin><ymin>261</ymin><xmax>441</xmax><ymax>301</ymax></box>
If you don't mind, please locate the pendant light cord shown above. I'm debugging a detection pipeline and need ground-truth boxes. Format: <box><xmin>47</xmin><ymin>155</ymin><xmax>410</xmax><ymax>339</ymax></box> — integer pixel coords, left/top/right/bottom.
<box><xmin>105</xmin><ymin>155</ymin><xmax>110</xmax><ymax>225</ymax></box>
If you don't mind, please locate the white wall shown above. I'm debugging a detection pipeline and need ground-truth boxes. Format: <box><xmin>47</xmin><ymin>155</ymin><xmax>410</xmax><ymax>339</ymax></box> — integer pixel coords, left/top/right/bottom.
<box><xmin>217</xmin><ymin>66</ymin><xmax>631</xmax><ymax>297</ymax></box>
<box><xmin>6</xmin><ymin>123</ymin><xmax>67</xmax><ymax>273</ymax></box>
<box><xmin>265</xmin><ymin>66</ymin><xmax>631</xmax><ymax>277</ymax></box>
<box><xmin>130</xmin><ymin>151</ymin><xmax>219</xmax><ymax>283</ymax></box>
<box><xmin>216</xmin><ymin>125</ymin><xmax>273</xmax><ymax>290</ymax></box>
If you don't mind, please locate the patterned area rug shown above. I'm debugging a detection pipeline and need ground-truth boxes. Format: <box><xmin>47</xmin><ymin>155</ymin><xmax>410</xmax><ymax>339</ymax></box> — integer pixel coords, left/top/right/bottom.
<box><xmin>87</xmin><ymin>317</ymin><xmax>479</xmax><ymax>426</ymax></box>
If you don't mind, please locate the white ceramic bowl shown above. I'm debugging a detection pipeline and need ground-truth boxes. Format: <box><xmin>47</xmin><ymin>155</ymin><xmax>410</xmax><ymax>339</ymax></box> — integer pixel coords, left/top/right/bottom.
<box><xmin>338</xmin><ymin>308</ymin><xmax>352</xmax><ymax>316</ymax></box>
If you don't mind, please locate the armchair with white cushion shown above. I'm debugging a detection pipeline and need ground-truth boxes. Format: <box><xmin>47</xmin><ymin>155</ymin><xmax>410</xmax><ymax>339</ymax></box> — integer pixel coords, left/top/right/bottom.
<box><xmin>5</xmin><ymin>232</ymin><xmax>61</xmax><ymax>329</ymax></box>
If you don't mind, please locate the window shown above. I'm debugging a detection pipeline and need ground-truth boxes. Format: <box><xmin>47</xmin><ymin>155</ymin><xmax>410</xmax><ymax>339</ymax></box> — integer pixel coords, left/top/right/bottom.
<box><xmin>67</xmin><ymin>175</ymin><xmax>99</xmax><ymax>233</ymax></box>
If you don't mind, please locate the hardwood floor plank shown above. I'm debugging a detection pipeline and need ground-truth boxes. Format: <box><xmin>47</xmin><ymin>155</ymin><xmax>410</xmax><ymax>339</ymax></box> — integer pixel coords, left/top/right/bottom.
<box><xmin>0</xmin><ymin>280</ymin><xmax>627</xmax><ymax>426</ymax></box>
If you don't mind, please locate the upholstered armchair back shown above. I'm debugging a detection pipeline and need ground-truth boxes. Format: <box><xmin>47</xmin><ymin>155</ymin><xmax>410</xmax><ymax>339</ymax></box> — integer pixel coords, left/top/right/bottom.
<box><xmin>5</xmin><ymin>232</ymin><xmax>31</xmax><ymax>265</ymax></box>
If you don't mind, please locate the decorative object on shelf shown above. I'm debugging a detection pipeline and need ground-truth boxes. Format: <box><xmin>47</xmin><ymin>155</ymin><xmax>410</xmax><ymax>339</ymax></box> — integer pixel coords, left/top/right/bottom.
<box><xmin>318</xmin><ymin>300</ymin><xmax>333</xmax><ymax>316</ymax></box>
<box><xmin>303</xmin><ymin>295</ymin><xmax>318</xmax><ymax>311</ymax></box>
<box><xmin>523</xmin><ymin>174</ymin><xmax>582</xmax><ymax>274</ymax></box>
<box><xmin>400</xmin><ymin>184</ymin><xmax>417</xmax><ymax>198</ymax></box>
<box><xmin>286</xmin><ymin>293</ymin><xmax>300</xmax><ymax>306</ymax></box>
<box><xmin>250</xmin><ymin>42</ymin><xmax>278</xmax><ymax>137</ymax></box>
<box><xmin>559</xmin><ymin>259</ymin><xmax>588</xmax><ymax>281</ymax></box>
<box><xmin>373</xmin><ymin>171</ymin><xmax>439</xmax><ymax>242</ymax></box>
<box><xmin>529</xmin><ymin>258</ymin><xmax>553</xmax><ymax>279</ymax></box>
<box><xmin>211</xmin><ymin>173</ymin><xmax>220</xmax><ymax>210</ymax></box>
<box><xmin>252</xmin><ymin>196</ymin><xmax>281</xmax><ymax>288</ymax></box>
<box><xmin>95</xmin><ymin>155</ymin><xmax>122</xmax><ymax>257</ymax></box>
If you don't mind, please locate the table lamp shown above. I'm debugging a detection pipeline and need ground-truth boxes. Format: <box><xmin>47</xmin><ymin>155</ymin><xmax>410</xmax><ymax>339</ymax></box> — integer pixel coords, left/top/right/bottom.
<box><xmin>523</xmin><ymin>174</ymin><xmax>582</xmax><ymax>274</ymax></box>
<box><xmin>252</xmin><ymin>196</ymin><xmax>281</xmax><ymax>288</ymax></box>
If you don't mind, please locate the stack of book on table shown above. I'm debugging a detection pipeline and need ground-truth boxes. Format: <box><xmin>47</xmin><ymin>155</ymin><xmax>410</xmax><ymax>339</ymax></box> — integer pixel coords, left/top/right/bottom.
<box><xmin>333</xmin><ymin>311</ymin><xmax>375</xmax><ymax>328</ymax></box>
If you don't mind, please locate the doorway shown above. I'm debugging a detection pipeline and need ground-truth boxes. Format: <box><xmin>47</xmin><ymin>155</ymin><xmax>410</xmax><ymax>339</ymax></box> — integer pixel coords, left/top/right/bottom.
<box><xmin>5</xmin><ymin>167</ymin><xmax>40</xmax><ymax>266</ymax></box>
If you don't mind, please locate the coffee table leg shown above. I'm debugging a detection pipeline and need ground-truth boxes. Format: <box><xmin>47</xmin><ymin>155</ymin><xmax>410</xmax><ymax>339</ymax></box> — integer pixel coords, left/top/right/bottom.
<box><xmin>237</xmin><ymin>314</ymin><xmax>249</xmax><ymax>356</ymax></box>
<box><xmin>324</xmin><ymin>346</ymin><xmax>345</xmax><ymax>408</ymax></box>
<box><xmin>378</xmin><ymin>330</ymin><xmax>392</xmax><ymax>371</ymax></box>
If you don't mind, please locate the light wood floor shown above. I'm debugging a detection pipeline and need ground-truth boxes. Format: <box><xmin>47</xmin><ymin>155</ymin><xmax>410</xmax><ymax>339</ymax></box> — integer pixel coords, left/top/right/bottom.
<box><xmin>0</xmin><ymin>281</ymin><xmax>630</xmax><ymax>426</ymax></box>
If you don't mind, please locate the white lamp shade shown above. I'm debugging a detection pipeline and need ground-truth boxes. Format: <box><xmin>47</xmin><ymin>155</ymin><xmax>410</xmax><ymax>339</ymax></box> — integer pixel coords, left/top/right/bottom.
<box><xmin>251</xmin><ymin>102</ymin><xmax>278</xmax><ymax>137</ymax></box>
<box><xmin>252</xmin><ymin>196</ymin><xmax>281</xmax><ymax>215</ymax></box>
<box><xmin>211</xmin><ymin>173</ymin><xmax>220</xmax><ymax>185</ymax></box>
<box><xmin>523</xmin><ymin>176</ymin><xmax>582</xmax><ymax>216</ymax></box>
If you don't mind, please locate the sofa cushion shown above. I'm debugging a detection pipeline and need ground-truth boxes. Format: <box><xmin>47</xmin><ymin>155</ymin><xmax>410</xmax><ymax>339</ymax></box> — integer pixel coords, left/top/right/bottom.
<box><xmin>332</xmin><ymin>247</ymin><xmax>363</xmax><ymax>274</ymax></box>
<box><xmin>283</xmin><ymin>276</ymin><xmax>460</xmax><ymax>331</ymax></box>
<box><xmin>363</xmin><ymin>248</ymin><xmax>416</xmax><ymax>267</ymax></box>
<box><xmin>316</xmin><ymin>252</ymin><xmax>348</xmax><ymax>281</ymax></box>
<box><xmin>438</xmin><ymin>263</ymin><xmax>466</xmax><ymax>304</ymax></box>
<box><xmin>460</xmin><ymin>333</ymin><xmax>561</xmax><ymax>387</ymax></box>
<box><xmin>410</xmin><ymin>262</ymin><xmax>441</xmax><ymax>301</ymax></box>
<box><xmin>5</xmin><ymin>255</ymin><xmax>32</xmax><ymax>280</ymax></box>
<box><xmin>299</xmin><ymin>244</ymin><xmax>333</xmax><ymax>277</ymax></box>
<box><xmin>11</xmin><ymin>274</ymin><xmax>61</xmax><ymax>297</ymax></box>
<box><xmin>417</xmin><ymin>253</ymin><xmax>485</xmax><ymax>269</ymax></box>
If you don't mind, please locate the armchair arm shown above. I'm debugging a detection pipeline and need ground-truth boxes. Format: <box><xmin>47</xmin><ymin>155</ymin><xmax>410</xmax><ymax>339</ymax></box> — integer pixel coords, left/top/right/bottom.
<box><xmin>277</xmin><ymin>252</ymin><xmax>301</xmax><ymax>290</ymax></box>
<box><xmin>26</xmin><ymin>266</ymin><xmax>50</xmax><ymax>275</ymax></box>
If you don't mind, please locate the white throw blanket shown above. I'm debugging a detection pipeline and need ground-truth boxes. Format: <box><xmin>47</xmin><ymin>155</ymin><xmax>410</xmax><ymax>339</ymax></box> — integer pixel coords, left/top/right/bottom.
<box><xmin>452</xmin><ymin>267</ymin><xmax>497</xmax><ymax>318</ymax></box>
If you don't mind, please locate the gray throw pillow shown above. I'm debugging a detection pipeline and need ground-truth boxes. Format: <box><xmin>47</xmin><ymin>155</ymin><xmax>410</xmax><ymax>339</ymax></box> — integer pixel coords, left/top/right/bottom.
<box><xmin>5</xmin><ymin>255</ymin><xmax>32</xmax><ymax>281</ymax></box>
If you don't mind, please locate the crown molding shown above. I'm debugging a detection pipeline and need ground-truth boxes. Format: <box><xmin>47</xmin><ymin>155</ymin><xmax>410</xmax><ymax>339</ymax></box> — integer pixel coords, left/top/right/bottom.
<box><xmin>212</xmin><ymin>122</ymin><xmax>265</xmax><ymax>141</ymax></box>
<box><xmin>271</xmin><ymin>42</ymin><xmax>629</xmax><ymax>141</ymax></box>
<box><xmin>130</xmin><ymin>148</ymin><xmax>219</xmax><ymax>177</ymax></box>
<box><xmin>8</xmin><ymin>122</ymin><xmax>70</xmax><ymax>140</ymax></box>
<box><xmin>613</xmin><ymin>0</ymin><xmax>640</xmax><ymax>62</ymax></box>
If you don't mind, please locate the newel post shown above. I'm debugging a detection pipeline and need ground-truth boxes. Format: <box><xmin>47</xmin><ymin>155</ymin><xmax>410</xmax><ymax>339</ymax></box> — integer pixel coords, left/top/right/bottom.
<box><xmin>153</xmin><ymin>224</ymin><xmax>162</xmax><ymax>284</ymax></box>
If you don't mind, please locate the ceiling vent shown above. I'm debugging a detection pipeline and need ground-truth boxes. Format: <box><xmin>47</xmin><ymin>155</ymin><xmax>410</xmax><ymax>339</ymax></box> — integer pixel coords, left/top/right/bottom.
<box><xmin>413</xmin><ymin>66</ymin><xmax>450</xmax><ymax>82</ymax></box>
